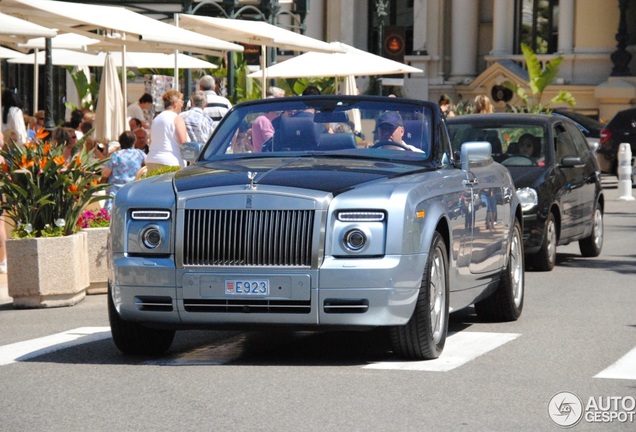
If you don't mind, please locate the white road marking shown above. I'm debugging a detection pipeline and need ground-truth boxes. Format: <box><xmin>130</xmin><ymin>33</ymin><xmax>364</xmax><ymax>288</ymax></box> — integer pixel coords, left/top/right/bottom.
<box><xmin>0</xmin><ymin>327</ymin><xmax>111</xmax><ymax>366</ymax></box>
<box><xmin>364</xmin><ymin>331</ymin><xmax>521</xmax><ymax>372</ymax></box>
<box><xmin>594</xmin><ymin>346</ymin><xmax>636</xmax><ymax>380</ymax></box>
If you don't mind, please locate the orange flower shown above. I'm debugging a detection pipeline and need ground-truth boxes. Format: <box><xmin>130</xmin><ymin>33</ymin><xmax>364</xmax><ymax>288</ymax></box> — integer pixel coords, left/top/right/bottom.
<box><xmin>1</xmin><ymin>162</ymin><xmax>8</xmax><ymax>174</ymax></box>
<box><xmin>39</xmin><ymin>158</ymin><xmax>49</xmax><ymax>170</ymax></box>
<box><xmin>35</xmin><ymin>127</ymin><xmax>49</xmax><ymax>140</ymax></box>
<box><xmin>67</xmin><ymin>183</ymin><xmax>79</xmax><ymax>193</ymax></box>
<box><xmin>43</xmin><ymin>143</ymin><xmax>52</xmax><ymax>156</ymax></box>
<box><xmin>19</xmin><ymin>155</ymin><xmax>35</xmax><ymax>169</ymax></box>
<box><xmin>53</xmin><ymin>155</ymin><xmax>66</xmax><ymax>166</ymax></box>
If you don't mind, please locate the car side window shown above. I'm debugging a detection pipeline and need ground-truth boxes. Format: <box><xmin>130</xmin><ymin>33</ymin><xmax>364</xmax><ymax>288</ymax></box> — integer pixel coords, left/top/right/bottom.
<box><xmin>554</xmin><ymin>123</ymin><xmax>577</xmax><ymax>161</ymax></box>
<box><xmin>564</xmin><ymin>121</ymin><xmax>591</xmax><ymax>156</ymax></box>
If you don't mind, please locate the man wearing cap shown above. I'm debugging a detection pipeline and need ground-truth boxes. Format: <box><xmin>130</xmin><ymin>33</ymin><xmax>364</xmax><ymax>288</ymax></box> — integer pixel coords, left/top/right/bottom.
<box><xmin>375</xmin><ymin>111</ymin><xmax>423</xmax><ymax>152</ymax></box>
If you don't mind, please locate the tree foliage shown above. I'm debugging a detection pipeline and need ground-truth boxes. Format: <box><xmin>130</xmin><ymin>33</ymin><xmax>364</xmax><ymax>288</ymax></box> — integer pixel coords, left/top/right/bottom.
<box><xmin>505</xmin><ymin>43</ymin><xmax>575</xmax><ymax>113</ymax></box>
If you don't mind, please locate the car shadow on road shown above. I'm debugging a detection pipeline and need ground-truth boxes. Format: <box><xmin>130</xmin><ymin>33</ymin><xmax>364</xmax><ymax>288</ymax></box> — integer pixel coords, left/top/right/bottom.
<box><xmin>555</xmin><ymin>252</ymin><xmax>636</xmax><ymax>274</ymax></box>
<box><xmin>21</xmin><ymin>315</ymin><xmax>483</xmax><ymax>367</ymax></box>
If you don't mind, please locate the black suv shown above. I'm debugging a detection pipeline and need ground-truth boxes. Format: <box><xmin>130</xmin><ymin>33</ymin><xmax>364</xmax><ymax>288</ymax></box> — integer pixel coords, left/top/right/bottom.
<box><xmin>597</xmin><ymin>107</ymin><xmax>636</xmax><ymax>175</ymax></box>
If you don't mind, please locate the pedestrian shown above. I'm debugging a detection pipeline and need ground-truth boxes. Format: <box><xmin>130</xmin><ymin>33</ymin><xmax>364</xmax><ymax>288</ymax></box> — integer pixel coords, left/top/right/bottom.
<box><xmin>474</xmin><ymin>94</ymin><xmax>495</xmax><ymax>114</ymax></box>
<box><xmin>1</xmin><ymin>89</ymin><xmax>27</xmax><ymax>145</ymax></box>
<box><xmin>100</xmin><ymin>130</ymin><xmax>146</xmax><ymax>213</ymax></box>
<box><xmin>146</xmin><ymin>90</ymin><xmax>188</xmax><ymax>171</ymax></box>
<box><xmin>197</xmin><ymin>75</ymin><xmax>232</xmax><ymax>122</ymax></box>
<box><xmin>127</xmin><ymin>93</ymin><xmax>153</xmax><ymax>129</ymax></box>
<box><xmin>180</xmin><ymin>90</ymin><xmax>215</xmax><ymax>143</ymax></box>
<box><xmin>438</xmin><ymin>94</ymin><xmax>455</xmax><ymax>118</ymax></box>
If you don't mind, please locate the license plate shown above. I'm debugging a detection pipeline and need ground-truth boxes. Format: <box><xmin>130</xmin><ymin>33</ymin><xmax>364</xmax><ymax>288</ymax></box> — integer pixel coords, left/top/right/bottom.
<box><xmin>225</xmin><ymin>279</ymin><xmax>269</xmax><ymax>295</ymax></box>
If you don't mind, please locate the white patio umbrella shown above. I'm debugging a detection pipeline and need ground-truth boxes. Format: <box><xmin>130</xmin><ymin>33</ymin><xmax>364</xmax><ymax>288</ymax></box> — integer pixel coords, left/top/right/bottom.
<box><xmin>342</xmin><ymin>75</ymin><xmax>362</xmax><ymax>133</ymax></box>
<box><xmin>0</xmin><ymin>11</ymin><xmax>56</xmax><ymax>116</ymax></box>
<box><xmin>247</xmin><ymin>42</ymin><xmax>423</xmax><ymax>79</ymax></box>
<box><xmin>0</xmin><ymin>11</ymin><xmax>57</xmax><ymax>41</ymax></box>
<box><xmin>2</xmin><ymin>0</ymin><xmax>244</xmax><ymax>115</ymax></box>
<box><xmin>178</xmin><ymin>14</ymin><xmax>346</xmax><ymax>98</ymax></box>
<box><xmin>9</xmin><ymin>49</ymin><xmax>218</xmax><ymax>69</ymax></box>
<box><xmin>94</xmin><ymin>52</ymin><xmax>124</xmax><ymax>143</ymax></box>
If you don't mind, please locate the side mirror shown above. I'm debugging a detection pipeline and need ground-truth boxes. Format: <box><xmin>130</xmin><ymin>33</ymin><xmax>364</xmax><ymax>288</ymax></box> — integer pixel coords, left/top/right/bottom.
<box><xmin>560</xmin><ymin>156</ymin><xmax>584</xmax><ymax>168</ymax></box>
<box><xmin>181</xmin><ymin>141</ymin><xmax>203</xmax><ymax>162</ymax></box>
<box><xmin>460</xmin><ymin>141</ymin><xmax>493</xmax><ymax>171</ymax></box>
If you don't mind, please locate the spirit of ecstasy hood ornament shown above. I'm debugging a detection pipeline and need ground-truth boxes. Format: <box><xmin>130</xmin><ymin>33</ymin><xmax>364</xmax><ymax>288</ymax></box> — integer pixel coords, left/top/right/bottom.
<box><xmin>246</xmin><ymin>171</ymin><xmax>258</xmax><ymax>190</ymax></box>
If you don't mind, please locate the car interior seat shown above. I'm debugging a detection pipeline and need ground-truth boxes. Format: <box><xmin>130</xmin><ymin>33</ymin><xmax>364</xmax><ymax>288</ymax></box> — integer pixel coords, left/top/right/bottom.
<box><xmin>318</xmin><ymin>133</ymin><xmax>357</xmax><ymax>150</ymax></box>
<box><xmin>278</xmin><ymin>116</ymin><xmax>320</xmax><ymax>151</ymax></box>
<box><xmin>403</xmin><ymin>119</ymin><xmax>429</xmax><ymax>153</ymax></box>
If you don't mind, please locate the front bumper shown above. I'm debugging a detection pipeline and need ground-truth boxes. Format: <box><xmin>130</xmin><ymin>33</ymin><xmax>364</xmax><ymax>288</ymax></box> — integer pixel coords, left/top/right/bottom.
<box><xmin>111</xmin><ymin>252</ymin><xmax>427</xmax><ymax>328</ymax></box>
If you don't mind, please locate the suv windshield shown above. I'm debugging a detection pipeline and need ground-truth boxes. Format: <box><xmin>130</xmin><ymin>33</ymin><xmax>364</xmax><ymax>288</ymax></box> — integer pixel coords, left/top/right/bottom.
<box><xmin>449</xmin><ymin>123</ymin><xmax>547</xmax><ymax>167</ymax></box>
<box><xmin>201</xmin><ymin>96</ymin><xmax>435</xmax><ymax>163</ymax></box>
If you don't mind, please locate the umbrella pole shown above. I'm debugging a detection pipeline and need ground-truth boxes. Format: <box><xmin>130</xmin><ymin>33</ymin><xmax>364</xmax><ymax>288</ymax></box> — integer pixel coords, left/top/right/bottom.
<box><xmin>261</xmin><ymin>45</ymin><xmax>267</xmax><ymax>99</ymax></box>
<box><xmin>33</xmin><ymin>48</ymin><xmax>39</xmax><ymax>113</ymax></box>
<box><xmin>121</xmin><ymin>42</ymin><xmax>127</xmax><ymax>129</ymax></box>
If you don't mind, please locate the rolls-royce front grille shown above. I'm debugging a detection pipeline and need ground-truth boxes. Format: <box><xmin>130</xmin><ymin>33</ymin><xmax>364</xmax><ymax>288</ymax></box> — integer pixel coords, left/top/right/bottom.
<box><xmin>183</xmin><ymin>209</ymin><xmax>314</xmax><ymax>266</ymax></box>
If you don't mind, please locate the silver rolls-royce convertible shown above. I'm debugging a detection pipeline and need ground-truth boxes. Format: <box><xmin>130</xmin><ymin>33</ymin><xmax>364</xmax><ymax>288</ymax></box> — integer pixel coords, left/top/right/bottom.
<box><xmin>108</xmin><ymin>95</ymin><xmax>524</xmax><ymax>360</ymax></box>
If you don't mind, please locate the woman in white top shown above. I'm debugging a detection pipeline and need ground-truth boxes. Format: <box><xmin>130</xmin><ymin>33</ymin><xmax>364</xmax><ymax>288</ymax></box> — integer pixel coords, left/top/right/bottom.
<box><xmin>146</xmin><ymin>90</ymin><xmax>187</xmax><ymax>171</ymax></box>
<box><xmin>1</xmin><ymin>89</ymin><xmax>27</xmax><ymax>145</ymax></box>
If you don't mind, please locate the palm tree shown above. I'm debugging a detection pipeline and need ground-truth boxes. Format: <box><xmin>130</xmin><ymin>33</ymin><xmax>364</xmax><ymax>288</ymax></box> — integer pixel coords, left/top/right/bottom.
<box><xmin>506</xmin><ymin>43</ymin><xmax>575</xmax><ymax>113</ymax></box>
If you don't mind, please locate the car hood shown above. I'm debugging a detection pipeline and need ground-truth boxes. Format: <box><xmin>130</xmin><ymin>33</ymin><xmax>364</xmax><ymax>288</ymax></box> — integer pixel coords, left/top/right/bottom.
<box><xmin>505</xmin><ymin>166</ymin><xmax>548</xmax><ymax>189</ymax></box>
<box><xmin>174</xmin><ymin>156</ymin><xmax>433</xmax><ymax>195</ymax></box>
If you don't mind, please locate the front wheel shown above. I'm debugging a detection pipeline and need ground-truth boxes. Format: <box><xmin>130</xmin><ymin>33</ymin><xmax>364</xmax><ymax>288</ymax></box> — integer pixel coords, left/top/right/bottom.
<box><xmin>108</xmin><ymin>286</ymin><xmax>175</xmax><ymax>356</ymax></box>
<box><xmin>579</xmin><ymin>205</ymin><xmax>603</xmax><ymax>257</ymax></box>
<box><xmin>476</xmin><ymin>219</ymin><xmax>524</xmax><ymax>321</ymax></box>
<box><xmin>529</xmin><ymin>212</ymin><xmax>557</xmax><ymax>271</ymax></box>
<box><xmin>390</xmin><ymin>231</ymin><xmax>449</xmax><ymax>360</ymax></box>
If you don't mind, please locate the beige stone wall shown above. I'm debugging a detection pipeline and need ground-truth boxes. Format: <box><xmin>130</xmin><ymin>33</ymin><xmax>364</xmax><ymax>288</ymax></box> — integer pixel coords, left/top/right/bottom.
<box><xmin>575</xmin><ymin>0</ymin><xmax>617</xmax><ymax>50</ymax></box>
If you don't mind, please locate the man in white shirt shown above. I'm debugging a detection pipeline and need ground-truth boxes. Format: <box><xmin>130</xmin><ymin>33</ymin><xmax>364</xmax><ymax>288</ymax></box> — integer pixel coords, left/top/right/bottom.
<box><xmin>127</xmin><ymin>93</ymin><xmax>153</xmax><ymax>129</ymax></box>
<box><xmin>198</xmin><ymin>75</ymin><xmax>232</xmax><ymax>122</ymax></box>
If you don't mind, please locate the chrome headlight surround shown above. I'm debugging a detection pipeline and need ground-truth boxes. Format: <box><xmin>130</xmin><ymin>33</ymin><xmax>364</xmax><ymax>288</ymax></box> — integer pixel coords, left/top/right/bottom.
<box><xmin>127</xmin><ymin>209</ymin><xmax>172</xmax><ymax>255</ymax></box>
<box><xmin>332</xmin><ymin>210</ymin><xmax>386</xmax><ymax>257</ymax></box>
<box><xmin>516</xmin><ymin>187</ymin><xmax>538</xmax><ymax>212</ymax></box>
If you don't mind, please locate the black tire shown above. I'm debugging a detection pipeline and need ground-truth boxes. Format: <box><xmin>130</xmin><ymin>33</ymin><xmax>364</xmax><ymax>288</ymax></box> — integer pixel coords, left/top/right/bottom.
<box><xmin>390</xmin><ymin>231</ymin><xmax>449</xmax><ymax>360</ymax></box>
<box><xmin>108</xmin><ymin>286</ymin><xmax>175</xmax><ymax>356</ymax></box>
<box><xmin>476</xmin><ymin>219</ymin><xmax>524</xmax><ymax>322</ymax></box>
<box><xmin>529</xmin><ymin>211</ymin><xmax>557</xmax><ymax>271</ymax></box>
<box><xmin>579</xmin><ymin>205</ymin><xmax>603</xmax><ymax>257</ymax></box>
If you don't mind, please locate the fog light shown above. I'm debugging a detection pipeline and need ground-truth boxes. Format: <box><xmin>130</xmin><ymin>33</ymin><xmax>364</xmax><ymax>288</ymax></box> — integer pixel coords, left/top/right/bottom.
<box><xmin>141</xmin><ymin>226</ymin><xmax>162</xmax><ymax>249</ymax></box>
<box><xmin>344</xmin><ymin>229</ymin><xmax>366</xmax><ymax>251</ymax></box>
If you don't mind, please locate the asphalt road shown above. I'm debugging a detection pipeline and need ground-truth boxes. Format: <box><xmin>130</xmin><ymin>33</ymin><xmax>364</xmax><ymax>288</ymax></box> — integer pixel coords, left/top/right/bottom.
<box><xmin>0</xmin><ymin>176</ymin><xmax>634</xmax><ymax>431</ymax></box>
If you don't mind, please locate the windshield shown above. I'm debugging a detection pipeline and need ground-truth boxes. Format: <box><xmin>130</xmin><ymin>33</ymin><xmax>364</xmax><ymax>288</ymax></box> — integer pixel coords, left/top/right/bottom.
<box><xmin>449</xmin><ymin>123</ymin><xmax>548</xmax><ymax>167</ymax></box>
<box><xmin>200</xmin><ymin>96</ymin><xmax>436</xmax><ymax>163</ymax></box>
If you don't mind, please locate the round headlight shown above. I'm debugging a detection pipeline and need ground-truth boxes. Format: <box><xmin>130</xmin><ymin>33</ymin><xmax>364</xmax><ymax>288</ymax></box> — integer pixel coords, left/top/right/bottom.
<box><xmin>344</xmin><ymin>229</ymin><xmax>367</xmax><ymax>251</ymax></box>
<box><xmin>141</xmin><ymin>226</ymin><xmax>162</xmax><ymax>249</ymax></box>
<box><xmin>516</xmin><ymin>187</ymin><xmax>538</xmax><ymax>212</ymax></box>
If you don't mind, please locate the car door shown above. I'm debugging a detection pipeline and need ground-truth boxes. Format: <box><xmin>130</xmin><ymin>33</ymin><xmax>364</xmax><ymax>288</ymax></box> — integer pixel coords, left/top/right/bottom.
<box><xmin>564</xmin><ymin>121</ymin><xmax>598</xmax><ymax>227</ymax></box>
<box><xmin>553</xmin><ymin>122</ymin><xmax>587</xmax><ymax>240</ymax></box>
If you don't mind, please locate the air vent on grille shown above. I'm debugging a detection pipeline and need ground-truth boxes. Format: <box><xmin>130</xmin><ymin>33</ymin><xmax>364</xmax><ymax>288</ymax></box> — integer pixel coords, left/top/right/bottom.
<box><xmin>184</xmin><ymin>299</ymin><xmax>311</xmax><ymax>314</ymax></box>
<box><xmin>323</xmin><ymin>299</ymin><xmax>369</xmax><ymax>314</ymax></box>
<box><xmin>134</xmin><ymin>296</ymin><xmax>173</xmax><ymax>312</ymax></box>
<box><xmin>183</xmin><ymin>209</ymin><xmax>314</xmax><ymax>266</ymax></box>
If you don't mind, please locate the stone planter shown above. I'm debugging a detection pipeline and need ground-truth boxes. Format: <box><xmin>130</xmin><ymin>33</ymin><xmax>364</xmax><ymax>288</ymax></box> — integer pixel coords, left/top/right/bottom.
<box><xmin>84</xmin><ymin>227</ymin><xmax>109</xmax><ymax>294</ymax></box>
<box><xmin>7</xmin><ymin>231</ymin><xmax>89</xmax><ymax>308</ymax></box>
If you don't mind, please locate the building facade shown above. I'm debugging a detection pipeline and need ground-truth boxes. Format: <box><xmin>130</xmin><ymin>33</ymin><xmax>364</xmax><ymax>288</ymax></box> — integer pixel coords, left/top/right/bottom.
<box><xmin>306</xmin><ymin>0</ymin><xmax>635</xmax><ymax>121</ymax></box>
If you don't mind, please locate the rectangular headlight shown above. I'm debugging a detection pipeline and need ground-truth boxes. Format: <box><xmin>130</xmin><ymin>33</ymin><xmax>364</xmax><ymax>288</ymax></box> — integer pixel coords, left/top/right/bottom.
<box><xmin>131</xmin><ymin>210</ymin><xmax>171</xmax><ymax>220</ymax></box>
<box><xmin>337</xmin><ymin>211</ymin><xmax>386</xmax><ymax>222</ymax></box>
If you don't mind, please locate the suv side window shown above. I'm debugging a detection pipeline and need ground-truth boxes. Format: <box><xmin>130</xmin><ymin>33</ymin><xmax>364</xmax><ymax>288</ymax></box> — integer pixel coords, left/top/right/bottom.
<box><xmin>564</xmin><ymin>122</ymin><xmax>591</xmax><ymax>157</ymax></box>
<box><xmin>554</xmin><ymin>123</ymin><xmax>577</xmax><ymax>161</ymax></box>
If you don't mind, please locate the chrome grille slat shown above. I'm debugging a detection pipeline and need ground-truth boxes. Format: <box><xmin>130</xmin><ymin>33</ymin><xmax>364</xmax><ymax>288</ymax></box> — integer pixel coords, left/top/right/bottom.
<box><xmin>183</xmin><ymin>209</ymin><xmax>314</xmax><ymax>266</ymax></box>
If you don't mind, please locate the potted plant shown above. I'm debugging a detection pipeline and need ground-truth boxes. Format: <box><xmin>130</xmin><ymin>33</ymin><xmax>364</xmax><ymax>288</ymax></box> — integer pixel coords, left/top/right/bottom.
<box><xmin>78</xmin><ymin>208</ymin><xmax>111</xmax><ymax>294</ymax></box>
<box><xmin>0</xmin><ymin>129</ymin><xmax>109</xmax><ymax>308</ymax></box>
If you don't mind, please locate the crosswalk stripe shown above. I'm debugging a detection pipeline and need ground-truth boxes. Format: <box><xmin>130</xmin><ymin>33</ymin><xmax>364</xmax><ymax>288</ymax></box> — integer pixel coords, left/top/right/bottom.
<box><xmin>364</xmin><ymin>331</ymin><xmax>521</xmax><ymax>371</ymax></box>
<box><xmin>594</xmin><ymin>346</ymin><xmax>636</xmax><ymax>380</ymax></box>
<box><xmin>0</xmin><ymin>327</ymin><xmax>111</xmax><ymax>366</ymax></box>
